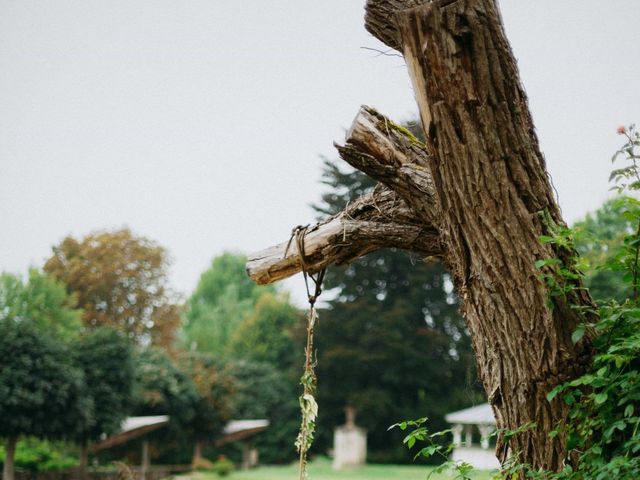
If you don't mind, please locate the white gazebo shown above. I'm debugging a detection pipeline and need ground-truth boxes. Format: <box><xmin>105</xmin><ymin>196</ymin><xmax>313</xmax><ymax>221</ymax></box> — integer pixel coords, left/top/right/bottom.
<box><xmin>445</xmin><ymin>403</ymin><xmax>499</xmax><ymax>469</ymax></box>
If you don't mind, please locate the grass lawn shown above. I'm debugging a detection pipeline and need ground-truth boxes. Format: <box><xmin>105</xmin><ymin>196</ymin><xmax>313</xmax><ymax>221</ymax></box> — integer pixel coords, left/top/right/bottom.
<box><xmin>189</xmin><ymin>457</ymin><xmax>495</xmax><ymax>480</ymax></box>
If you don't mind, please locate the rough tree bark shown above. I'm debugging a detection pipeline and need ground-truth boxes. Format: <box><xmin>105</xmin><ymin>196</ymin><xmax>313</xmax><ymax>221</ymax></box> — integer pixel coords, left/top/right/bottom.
<box><xmin>248</xmin><ymin>0</ymin><xmax>595</xmax><ymax>471</ymax></box>
<box><xmin>388</xmin><ymin>0</ymin><xmax>594</xmax><ymax>470</ymax></box>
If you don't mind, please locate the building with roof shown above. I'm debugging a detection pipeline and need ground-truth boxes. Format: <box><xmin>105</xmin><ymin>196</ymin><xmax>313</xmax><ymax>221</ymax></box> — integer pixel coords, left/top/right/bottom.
<box><xmin>90</xmin><ymin>416</ymin><xmax>269</xmax><ymax>476</ymax></box>
<box><xmin>445</xmin><ymin>403</ymin><xmax>500</xmax><ymax>470</ymax></box>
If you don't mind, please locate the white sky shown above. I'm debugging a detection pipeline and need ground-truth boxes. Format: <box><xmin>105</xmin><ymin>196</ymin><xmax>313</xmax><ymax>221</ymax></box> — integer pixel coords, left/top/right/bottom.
<box><xmin>1</xmin><ymin>1</ymin><xmax>639</xmax><ymax>305</ymax></box>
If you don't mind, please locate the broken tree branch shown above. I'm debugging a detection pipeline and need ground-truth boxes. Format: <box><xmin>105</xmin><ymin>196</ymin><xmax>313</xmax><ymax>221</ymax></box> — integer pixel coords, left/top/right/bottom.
<box><xmin>247</xmin><ymin>106</ymin><xmax>443</xmax><ymax>285</ymax></box>
<box><xmin>336</xmin><ymin>106</ymin><xmax>439</xmax><ymax>225</ymax></box>
<box><xmin>364</xmin><ymin>0</ymin><xmax>428</xmax><ymax>51</ymax></box>
<box><xmin>246</xmin><ymin>186</ymin><xmax>441</xmax><ymax>285</ymax></box>
<box><xmin>365</xmin><ymin>0</ymin><xmax>461</xmax><ymax>51</ymax></box>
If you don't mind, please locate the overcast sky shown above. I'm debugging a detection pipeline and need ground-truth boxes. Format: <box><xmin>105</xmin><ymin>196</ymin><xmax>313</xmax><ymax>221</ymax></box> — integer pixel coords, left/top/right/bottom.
<box><xmin>1</xmin><ymin>1</ymin><xmax>639</xmax><ymax>305</ymax></box>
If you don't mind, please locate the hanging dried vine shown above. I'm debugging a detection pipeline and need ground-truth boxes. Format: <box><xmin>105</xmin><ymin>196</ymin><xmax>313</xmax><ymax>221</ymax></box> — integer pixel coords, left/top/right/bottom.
<box><xmin>285</xmin><ymin>226</ymin><xmax>326</xmax><ymax>480</ymax></box>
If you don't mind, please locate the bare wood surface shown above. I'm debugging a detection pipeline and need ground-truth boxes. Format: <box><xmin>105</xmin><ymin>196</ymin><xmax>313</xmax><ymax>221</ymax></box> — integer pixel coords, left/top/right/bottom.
<box><xmin>364</xmin><ymin>0</ymin><xmax>427</xmax><ymax>51</ymax></box>
<box><xmin>364</xmin><ymin>0</ymin><xmax>462</xmax><ymax>51</ymax></box>
<box><xmin>337</xmin><ymin>106</ymin><xmax>439</xmax><ymax>225</ymax></box>
<box><xmin>247</xmin><ymin>186</ymin><xmax>441</xmax><ymax>285</ymax></box>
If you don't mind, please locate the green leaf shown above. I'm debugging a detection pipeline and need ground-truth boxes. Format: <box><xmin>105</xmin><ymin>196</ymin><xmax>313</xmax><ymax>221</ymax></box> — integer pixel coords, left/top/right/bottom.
<box><xmin>572</xmin><ymin>324</ymin><xmax>586</xmax><ymax>344</ymax></box>
<box><xmin>547</xmin><ymin>385</ymin><xmax>564</xmax><ymax>402</ymax></box>
<box><xmin>414</xmin><ymin>445</ymin><xmax>439</xmax><ymax>460</ymax></box>
<box><xmin>535</xmin><ymin>258</ymin><xmax>562</xmax><ymax>269</ymax></box>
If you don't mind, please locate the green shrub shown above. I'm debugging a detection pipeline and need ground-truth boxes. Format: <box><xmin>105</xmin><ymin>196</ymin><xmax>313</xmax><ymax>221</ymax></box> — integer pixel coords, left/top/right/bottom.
<box><xmin>212</xmin><ymin>455</ymin><xmax>234</xmax><ymax>477</ymax></box>
<box><xmin>0</xmin><ymin>438</ymin><xmax>78</xmax><ymax>472</ymax></box>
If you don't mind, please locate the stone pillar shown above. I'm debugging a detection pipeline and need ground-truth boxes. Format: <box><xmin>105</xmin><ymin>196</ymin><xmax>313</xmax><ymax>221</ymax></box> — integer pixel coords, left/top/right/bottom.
<box><xmin>240</xmin><ymin>443</ymin><xmax>259</xmax><ymax>470</ymax></box>
<box><xmin>478</xmin><ymin>425</ymin><xmax>495</xmax><ymax>450</ymax></box>
<box><xmin>464</xmin><ymin>425</ymin><xmax>473</xmax><ymax>448</ymax></box>
<box><xmin>451</xmin><ymin>424</ymin><xmax>463</xmax><ymax>447</ymax></box>
<box><xmin>332</xmin><ymin>407</ymin><xmax>367</xmax><ymax>470</ymax></box>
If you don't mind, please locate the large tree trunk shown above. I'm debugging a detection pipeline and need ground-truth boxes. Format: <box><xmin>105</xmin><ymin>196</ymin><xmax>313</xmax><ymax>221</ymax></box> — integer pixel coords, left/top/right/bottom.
<box><xmin>368</xmin><ymin>0</ymin><xmax>594</xmax><ymax>470</ymax></box>
<box><xmin>248</xmin><ymin>0</ymin><xmax>595</xmax><ymax>472</ymax></box>
<box><xmin>3</xmin><ymin>436</ymin><xmax>17</xmax><ymax>480</ymax></box>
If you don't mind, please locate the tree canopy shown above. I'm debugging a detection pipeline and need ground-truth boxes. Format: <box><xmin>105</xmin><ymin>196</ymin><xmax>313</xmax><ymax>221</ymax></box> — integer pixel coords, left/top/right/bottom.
<box><xmin>229</xmin><ymin>290</ymin><xmax>303</xmax><ymax>367</ymax></box>
<box><xmin>44</xmin><ymin>228</ymin><xmax>180</xmax><ymax>348</ymax></box>
<box><xmin>73</xmin><ymin>327</ymin><xmax>135</xmax><ymax>444</ymax></box>
<box><xmin>574</xmin><ymin>197</ymin><xmax>635</xmax><ymax>302</ymax></box>
<box><xmin>0</xmin><ymin>269</ymin><xmax>81</xmax><ymax>339</ymax></box>
<box><xmin>131</xmin><ymin>347</ymin><xmax>199</xmax><ymax>435</ymax></box>
<box><xmin>181</xmin><ymin>252</ymin><xmax>275</xmax><ymax>353</ymax></box>
<box><xmin>222</xmin><ymin>359</ymin><xmax>299</xmax><ymax>464</ymax></box>
<box><xmin>177</xmin><ymin>352</ymin><xmax>235</xmax><ymax>444</ymax></box>
<box><xmin>0</xmin><ymin>319</ymin><xmax>92</xmax><ymax>441</ymax></box>
<box><xmin>180</xmin><ymin>252</ymin><xmax>303</xmax><ymax>463</ymax></box>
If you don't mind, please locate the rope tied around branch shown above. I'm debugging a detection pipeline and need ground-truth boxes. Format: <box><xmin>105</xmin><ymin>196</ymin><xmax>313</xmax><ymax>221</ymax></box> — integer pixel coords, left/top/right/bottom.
<box><xmin>285</xmin><ymin>225</ymin><xmax>326</xmax><ymax>480</ymax></box>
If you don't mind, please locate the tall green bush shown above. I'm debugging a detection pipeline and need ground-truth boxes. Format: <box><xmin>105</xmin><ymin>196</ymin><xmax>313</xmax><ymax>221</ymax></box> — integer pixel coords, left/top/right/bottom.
<box><xmin>0</xmin><ymin>319</ymin><xmax>92</xmax><ymax>480</ymax></box>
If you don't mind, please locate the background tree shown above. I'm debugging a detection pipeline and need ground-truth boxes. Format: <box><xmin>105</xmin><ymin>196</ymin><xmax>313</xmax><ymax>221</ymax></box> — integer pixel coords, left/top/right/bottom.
<box><xmin>44</xmin><ymin>228</ymin><xmax>180</xmax><ymax>348</ymax></box>
<box><xmin>0</xmin><ymin>439</ymin><xmax>78</xmax><ymax>475</ymax></box>
<box><xmin>181</xmin><ymin>252</ymin><xmax>274</xmax><ymax>353</ymax></box>
<box><xmin>73</xmin><ymin>328</ymin><xmax>135</xmax><ymax>478</ymax></box>
<box><xmin>182</xmin><ymin>253</ymin><xmax>303</xmax><ymax>463</ymax></box>
<box><xmin>221</xmin><ymin>360</ymin><xmax>300</xmax><ymax>465</ymax></box>
<box><xmin>574</xmin><ymin>197</ymin><xmax>635</xmax><ymax>302</ymax></box>
<box><xmin>177</xmin><ymin>352</ymin><xmax>235</xmax><ymax>464</ymax></box>
<box><xmin>229</xmin><ymin>291</ymin><xmax>302</xmax><ymax>368</ymax></box>
<box><xmin>0</xmin><ymin>319</ymin><xmax>92</xmax><ymax>480</ymax></box>
<box><xmin>312</xmin><ymin>159</ymin><xmax>481</xmax><ymax>462</ymax></box>
<box><xmin>0</xmin><ymin>269</ymin><xmax>81</xmax><ymax>339</ymax></box>
<box><xmin>131</xmin><ymin>348</ymin><xmax>199</xmax><ymax>442</ymax></box>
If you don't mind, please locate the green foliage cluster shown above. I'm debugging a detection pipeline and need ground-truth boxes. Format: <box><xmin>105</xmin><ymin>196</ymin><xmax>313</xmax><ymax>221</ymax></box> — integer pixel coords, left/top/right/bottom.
<box><xmin>2</xmin><ymin>234</ymin><xmax>293</xmax><ymax>472</ymax></box>
<box><xmin>389</xmin><ymin>418</ymin><xmax>474</xmax><ymax>478</ymax></box>
<box><xmin>132</xmin><ymin>348</ymin><xmax>199</xmax><ymax>423</ymax></box>
<box><xmin>221</xmin><ymin>359</ymin><xmax>299</xmax><ymax>462</ymax></box>
<box><xmin>180</xmin><ymin>253</ymin><xmax>303</xmax><ymax>464</ymax></box>
<box><xmin>0</xmin><ymin>247</ymin><xmax>301</xmax><ymax>472</ymax></box>
<box><xmin>0</xmin><ymin>439</ymin><xmax>78</xmax><ymax>473</ymax></box>
<box><xmin>539</xmin><ymin>126</ymin><xmax>640</xmax><ymax>479</ymax></box>
<box><xmin>0</xmin><ymin>317</ymin><xmax>92</xmax><ymax>441</ymax></box>
<box><xmin>182</xmin><ymin>253</ymin><xmax>276</xmax><ymax>353</ymax></box>
<box><xmin>192</xmin><ymin>454</ymin><xmax>235</xmax><ymax>476</ymax></box>
<box><xmin>574</xmin><ymin>198</ymin><xmax>635</xmax><ymax>302</ymax></box>
<box><xmin>0</xmin><ymin>269</ymin><xmax>81</xmax><ymax>339</ymax></box>
<box><xmin>0</xmin><ymin>270</ymin><xmax>136</xmax><ymax>478</ymax></box>
<box><xmin>74</xmin><ymin>328</ymin><xmax>136</xmax><ymax>443</ymax></box>
<box><xmin>178</xmin><ymin>352</ymin><xmax>235</xmax><ymax>443</ymax></box>
<box><xmin>211</xmin><ymin>456</ymin><xmax>235</xmax><ymax>477</ymax></box>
